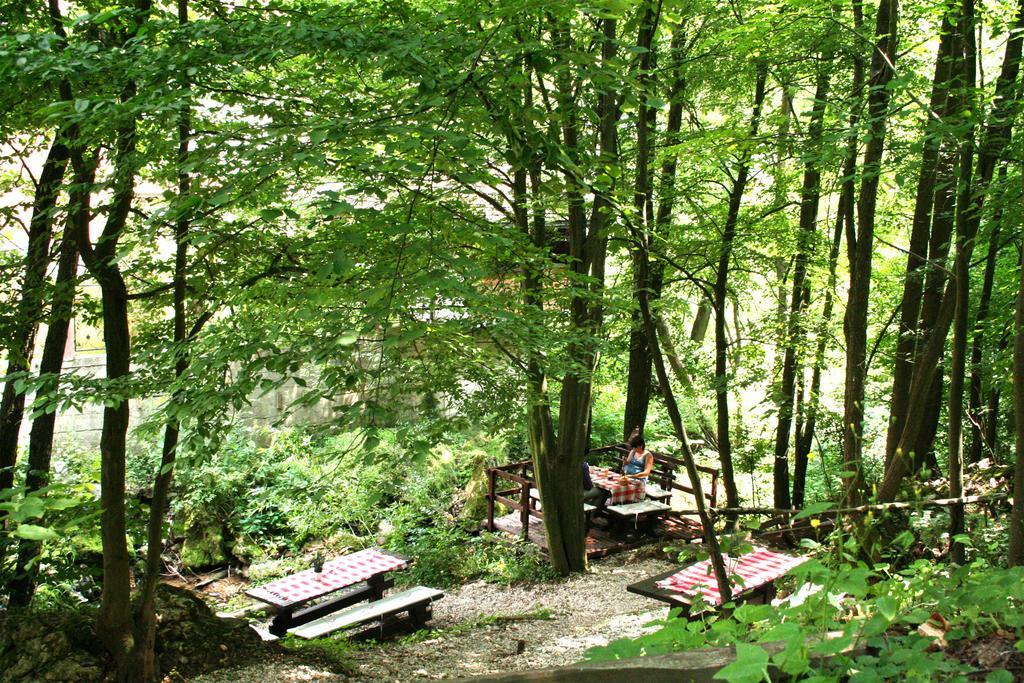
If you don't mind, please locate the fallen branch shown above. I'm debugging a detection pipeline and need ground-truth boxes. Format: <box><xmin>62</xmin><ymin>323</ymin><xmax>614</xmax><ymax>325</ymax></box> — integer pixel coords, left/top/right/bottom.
<box><xmin>674</xmin><ymin>492</ymin><xmax>1011</xmax><ymax>519</ymax></box>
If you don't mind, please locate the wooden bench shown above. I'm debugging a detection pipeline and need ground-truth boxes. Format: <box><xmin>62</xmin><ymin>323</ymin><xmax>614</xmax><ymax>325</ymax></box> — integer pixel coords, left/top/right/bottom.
<box><xmin>644</xmin><ymin>483</ymin><xmax>672</xmax><ymax>503</ymax></box>
<box><xmin>606</xmin><ymin>500</ymin><xmax>671</xmax><ymax>534</ymax></box>
<box><xmin>532</xmin><ymin>487</ymin><xmax>598</xmax><ymax>529</ymax></box>
<box><xmin>287</xmin><ymin>586</ymin><xmax>444</xmax><ymax>639</ymax></box>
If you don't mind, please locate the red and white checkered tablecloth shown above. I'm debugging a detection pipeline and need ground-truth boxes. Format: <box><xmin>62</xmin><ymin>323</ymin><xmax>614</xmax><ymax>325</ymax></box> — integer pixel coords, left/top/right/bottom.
<box><xmin>245</xmin><ymin>548</ymin><xmax>408</xmax><ymax>608</ymax></box>
<box><xmin>655</xmin><ymin>546</ymin><xmax>808</xmax><ymax>606</ymax></box>
<box><xmin>589</xmin><ymin>466</ymin><xmax>646</xmax><ymax>504</ymax></box>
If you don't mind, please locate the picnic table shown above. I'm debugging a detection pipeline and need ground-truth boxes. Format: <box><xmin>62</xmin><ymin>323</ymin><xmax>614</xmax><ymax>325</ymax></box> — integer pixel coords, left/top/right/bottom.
<box><xmin>627</xmin><ymin>546</ymin><xmax>808</xmax><ymax>617</ymax></box>
<box><xmin>246</xmin><ymin>547</ymin><xmax>412</xmax><ymax>636</ymax></box>
<box><xmin>589</xmin><ymin>465</ymin><xmax>646</xmax><ymax>504</ymax></box>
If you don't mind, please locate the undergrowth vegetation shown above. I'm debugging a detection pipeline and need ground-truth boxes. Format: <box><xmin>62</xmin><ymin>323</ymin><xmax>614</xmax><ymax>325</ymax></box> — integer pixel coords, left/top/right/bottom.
<box><xmin>12</xmin><ymin>423</ymin><xmax>555</xmax><ymax>607</ymax></box>
<box><xmin>587</xmin><ymin>544</ymin><xmax>1024</xmax><ymax>682</ymax></box>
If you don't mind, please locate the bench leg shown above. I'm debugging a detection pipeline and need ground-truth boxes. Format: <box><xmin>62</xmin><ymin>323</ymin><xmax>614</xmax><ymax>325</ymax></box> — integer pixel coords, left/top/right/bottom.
<box><xmin>410</xmin><ymin>603</ymin><xmax>432</xmax><ymax>628</ymax></box>
<box><xmin>269</xmin><ymin>608</ymin><xmax>296</xmax><ymax>637</ymax></box>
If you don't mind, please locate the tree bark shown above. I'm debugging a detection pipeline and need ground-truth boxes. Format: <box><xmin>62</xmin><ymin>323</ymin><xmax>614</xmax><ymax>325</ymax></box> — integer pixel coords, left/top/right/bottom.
<box><xmin>947</xmin><ymin>0</ymin><xmax>977</xmax><ymax>566</ymax></box>
<box><xmin>884</xmin><ymin>14</ymin><xmax>958</xmax><ymax>469</ymax></box>
<box><xmin>967</xmin><ymin>164</ymin><xmax>1007</xmax><ymax>463</ymax></box>
<box><xmin>0</xmin><ymin>136</ymin><xmax>69</xmax><ymax>493</ymax></box>
<box><xmin>772</xmin><ymin>61</ymin><xmax>830</xmax><ymax>510</ymax></box>
<box><xmin>713</xmin><ymin>64</ymin><xmax>768</xmax><ymax>517</ymax></box>
<box><xmin>793</xmin><ymin>198</ymin><xmax>844</xmax><ymax>508</ymax></box>
<box><xmin>130</xmin><ymin>1</ymin><xmax>191</xmax><ymax>675</ymax></box>
<box><xmin>623</xmin><ymin>4</ymin><xmax>660</xmax><ymax>439</ymax></box>
<box><xmin>1009</xmin><ymin>228</ymin><xmax>1024</xmax><ymax>566</ymax></box>
<box><xmin>880</xmin><ymin>0</ymin><xmax>1024</xmax><ymax>502</ymax></box>
<box><xmin>842</xmin><ymin>0</ymin><xmax>898</xmax><ymax>507</ymax></box>
<box><xmin>7</xmin><ymin>158</ymin><xmax>94</xmax><ymax>607</ymax></box>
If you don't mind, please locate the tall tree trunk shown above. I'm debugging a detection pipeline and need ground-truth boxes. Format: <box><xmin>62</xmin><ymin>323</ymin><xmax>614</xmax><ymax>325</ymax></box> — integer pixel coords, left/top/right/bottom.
<box><xmin>637</xmin><ymin>249</ymin><xmax>732</xmax><ymax>603</ymax></box>
<box><xmin>75</xmin><ymin>83</ymin><xmax>143</xmax><ymax>678</ymax></box>
<box><xmin>1008</xmin><ymin>231</ymin><xmax>1024</xmax><ymax>566</ymax></box>
<box><xmin>7</xmin><ymin>158</ymin><xmax>95</xmax><ymax>607</ymax></box>
<box><xmin>623</xmin><ymin>3</ymin><xmax>659</xmax><ymax>439</ymax></box>
<box><xmin>885</xmin><ymin>14</ymin><xmax>958</xmax><ymax>469</ymax></box>
<box><xmin>130</xmin><ymin>1</ymin><xmax>191</xmax><ymax>675</ymax></box>
<box><xmin>967</xmin><ymin>164</ymin><xmax>1007</xmax><ymax>463</ymax></box>
<box><xmin>531</xmin><ymin>17</ymin><xmax>616</xmax><ymax>574</ymax></box>
<box><xmin>842</xmin><ymin>0</ymin><xmax>899</xmax><ymax>507</ymax></box>
<box><xmin>880</xmin><ymin>0</ymin><xmax>1024</xmax><ymax>502</ymax></box>
<box><xmin>0</xmin><ymin>136</ymin><xmax>69</xmax><ymax>493</ymax></box>
<box><xmin>655</xmin><ymin>315</ymin><xmax>718</xmax><ymax>448</ymax></box>
<box><xmin>947</xmin><ymin>0</ymin><xmax>977</xmax><ymax>566</ymax></box>
<box><xmin>713</xmin><ymin>64</ymin><xmax>768</xmax><ymax>517</ymax></box>
<box><xmin>793</xmin><ymin>196</ymin><xmax>844</xmax><ymax>508</ymax></box>
<box><xmin>773</xmin><ymin>62</ymin><xmax>831</xmax><ymax>510</ymax></box>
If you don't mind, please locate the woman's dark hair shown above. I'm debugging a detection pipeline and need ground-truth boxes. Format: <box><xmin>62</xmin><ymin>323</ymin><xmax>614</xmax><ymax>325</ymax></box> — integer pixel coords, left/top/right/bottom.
<box><xmin>629</xmin><ymin>435</ymin><xmax>645</xmax><ymax>450</ymax></box>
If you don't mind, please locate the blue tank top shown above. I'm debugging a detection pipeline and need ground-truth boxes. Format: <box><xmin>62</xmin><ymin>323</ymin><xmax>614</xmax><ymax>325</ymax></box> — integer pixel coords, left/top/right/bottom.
<box><xmin>624</xmin><ymin>449</ymin><xmax>648</xmax><ymax>475</ymax></box>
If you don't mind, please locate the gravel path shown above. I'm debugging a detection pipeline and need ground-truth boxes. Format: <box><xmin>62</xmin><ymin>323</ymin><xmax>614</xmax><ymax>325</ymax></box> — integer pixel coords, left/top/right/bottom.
<box><xmin>192</xmin><ymin>549</ymin><xmax>676</xmax><ymax>682</ymax></box>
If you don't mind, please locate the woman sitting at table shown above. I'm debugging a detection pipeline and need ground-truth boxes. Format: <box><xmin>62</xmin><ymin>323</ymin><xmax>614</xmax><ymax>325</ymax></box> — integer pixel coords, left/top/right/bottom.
<box><xmin>622</xmin><ymin>435</ymin><xmax>653</xmax><ymax>480</ymax></box>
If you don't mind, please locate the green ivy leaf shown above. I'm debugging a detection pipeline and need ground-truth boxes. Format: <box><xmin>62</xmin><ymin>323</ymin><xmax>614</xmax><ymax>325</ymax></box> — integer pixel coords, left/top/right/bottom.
<box><xmin>715</xmin><ymin>643</ymin><xmax>770</xmax><ymax>683</ymax></box>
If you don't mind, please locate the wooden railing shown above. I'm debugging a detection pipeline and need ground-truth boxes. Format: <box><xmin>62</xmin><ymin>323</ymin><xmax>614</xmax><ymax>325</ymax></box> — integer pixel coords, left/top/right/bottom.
<box><xmin>484</xmin><ymin>443</ymin><xmax>721</xmax><ymax>537</ymax></box>
<box><xmin>587</xmin><ymin>442</ymin><xmax>720</xmax><ymax>509</ymax></box>
<box><xmin>484</xmin><ymin>459</ymin><xmax>540</xmax><ymax>539</ymax></box>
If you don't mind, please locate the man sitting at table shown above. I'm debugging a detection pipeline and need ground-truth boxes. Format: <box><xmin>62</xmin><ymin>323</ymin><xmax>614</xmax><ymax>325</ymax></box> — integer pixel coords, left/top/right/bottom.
<box><xmin>582</xmin><ymin>460</ymin><xmax>608</xmax><ymax>508</ymax></box>
<box><xmin>622</xmin><ymin>435</ymin><xmax>654</xmax><ymax>480</ymax></box>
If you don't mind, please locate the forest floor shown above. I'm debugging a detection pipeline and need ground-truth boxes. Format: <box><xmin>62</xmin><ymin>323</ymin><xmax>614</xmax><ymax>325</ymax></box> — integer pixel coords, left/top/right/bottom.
<box><xmin>191</xmin><ymin>547</ymin><xmax>677</xmax><ymax>682</ymax></box>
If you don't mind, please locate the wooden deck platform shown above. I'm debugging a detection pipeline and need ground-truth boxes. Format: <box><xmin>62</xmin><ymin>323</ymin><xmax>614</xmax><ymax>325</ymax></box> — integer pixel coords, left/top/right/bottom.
<box><xmin>490</xmin><ymin>511</ymin><xmax>704</xmax><ymax>559</ymax></box>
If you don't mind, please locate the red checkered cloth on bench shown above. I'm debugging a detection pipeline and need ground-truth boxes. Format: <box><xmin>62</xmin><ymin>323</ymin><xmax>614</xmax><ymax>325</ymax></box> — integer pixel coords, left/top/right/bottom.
<box><xmin>589</xmin><ymin>466</ymin><xmax>646</xmax><ymax>504</ymax></box>
<box><xmin>655</xmin><ymin>546</ymin><xmax>808</xmax><ymax>606</ymax></box>
<box><xmin>246</xmin><ymin>548</ymin><xmax>408</xmax><ymax>607</ymax></box>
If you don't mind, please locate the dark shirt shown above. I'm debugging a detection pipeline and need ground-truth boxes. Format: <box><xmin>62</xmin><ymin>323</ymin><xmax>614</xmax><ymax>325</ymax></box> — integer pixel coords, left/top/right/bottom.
<box><xmin>583</xmin><ymin>461</ymin><xmax>593</xmax><ymax>490</ymax></box>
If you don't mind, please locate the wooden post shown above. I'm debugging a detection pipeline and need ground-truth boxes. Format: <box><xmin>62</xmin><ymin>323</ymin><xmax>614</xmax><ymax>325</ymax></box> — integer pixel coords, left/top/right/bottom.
<box><xmin>486</xmin><ymin>468</ymin><xmax>496</xmax><ymax>532</ymax></box>
<box><xmin>520</xmin><ymin>481</ymin><xmax>530</xmax><ymax>540</ymax></box>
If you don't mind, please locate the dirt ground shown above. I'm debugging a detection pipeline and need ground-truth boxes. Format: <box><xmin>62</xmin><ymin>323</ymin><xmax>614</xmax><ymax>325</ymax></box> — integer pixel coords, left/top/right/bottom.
<box><xmin>191</xmin><ymin>548</ymin><xmax>677</xmax><ymax>682</ymax></box>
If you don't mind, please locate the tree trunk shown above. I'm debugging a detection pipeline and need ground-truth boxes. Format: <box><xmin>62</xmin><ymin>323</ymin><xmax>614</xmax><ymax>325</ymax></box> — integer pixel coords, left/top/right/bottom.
<box><xmin>885</xmin><ymin>15</ymin><xmax>958</xmax><ymax>469</ymax></box>
<box><xmin>75</xmin><ymin>90</ymin><xmax>140</xmax><ymax>679</ymax></box>
<box><xmin>130</xmin><ymin>2</ymin><xmax>192</xmax><ymax>675</ymax></box>
<box><xmin>636</xmin><ymin>238</ymin><xmax>732</xmax><ymax>605</ymax></box>
<box><xmin>842</xmin><ymin>0</ymin><xmax>899</xmax><ymax>507</ymax></box>
<box><xmin>1008</xmin><ymin>228</ymin><xmax>1024</xmax><ymax>566</ymax></box>
<box><xmin>772</xmin><ymin>62</ymin><xmax>830</xmax><ymax>510</ymax></box>
<box><xmin>880</xmin><ymin>0</ymin><xmax>1024</xmax><ymax>502</ymax></box>
<box><xmin>793</xmin><ymin>203</ymin><xmax>844</xmax><ymax>508</ymax></box>
<box><xmin>947</xmin><ymin>0</ymin><xmax>977</xmax><ymax>566</ymax></box>
<box><xmin>967</xmin><ymin>164</ymin><xmax>1007</xmax><ymax>463</ymax></box>
<box><xmin>0</xmin><ymin>136</ymin><xmax>69</xmax><ymax>493</ymax></box>
<box><xmin>655</xmin><ymin>316</ymin><xmax>718</xmax><ymax>449</ymax></box>
<box><xmin>529</xmin><ymin>17</ymin><xmax>616</xmax><ymax>575</ymax></box>
<box><xmin>623</xmin><ymin>4</ymin><xmax>659</xmax><ymax>440</ymax></box>
<box><xmin>713</xmin><ymin>64</ymin><xmax>768</xmax><ymax>517</ymax></box>
<box><xmin>7</xmin><ymin>158</ymin><xmax>95</xmax><ymax>607</ymax></box>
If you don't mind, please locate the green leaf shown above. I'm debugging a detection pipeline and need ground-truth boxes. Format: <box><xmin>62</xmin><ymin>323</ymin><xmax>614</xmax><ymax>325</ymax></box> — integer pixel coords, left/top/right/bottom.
<box><xmin>985</xmin><ymin>671</ymin><xmax>1014</xmax><ymax>683</ymax></box>
<box><xmin>337</xmin><ymin>331</ymin><xmax>359</xmax><ymax>347</ymax></box>
<box><xmin>208</xmin><ymin>187</ymin><xmax>231</xmax><ymax>207</ymax></box>
<box><xmin>875</xmin><ymin>595</ymin><xmax>898</xmax><ymax>621</ymax></box>
<box><xmin>793</xmin><ymin>501</ymin><xmax>832</xmax><ymax>520</ymax></box>
<box><xmin>13</xmin><ymin>524</ymin><xmax>59</xmax><ymax>541</ymax></box>
<box><xmin>714</xmin><ymin>643</ymin><xmax>770</xmax><ymax>683</ymax></box>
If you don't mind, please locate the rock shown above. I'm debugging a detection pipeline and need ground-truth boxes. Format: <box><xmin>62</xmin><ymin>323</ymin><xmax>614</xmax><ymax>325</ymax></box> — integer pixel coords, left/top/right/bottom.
<box><xmin>179</xmin><ymin>524</ymin><xmax>227</xmax><ymax>570</ymax></box>
<box><xmin>153</xmin><ymin>584</ymin><xmax>262</xmax><ymax>678</ymax></box>
<box><xmin>0</xmin><ymin>609</ymin><xmax>106</xmax><ymax>682</ymax></box>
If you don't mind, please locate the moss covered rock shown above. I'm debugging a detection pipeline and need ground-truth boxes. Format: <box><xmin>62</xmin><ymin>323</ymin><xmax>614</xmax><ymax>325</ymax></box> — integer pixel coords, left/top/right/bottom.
<box><xmin>179</xmin><ymin>524</ymin><xmax>227</xmax><ymax>569</ymax></box>
<box><xmin>0</xmin><ymin>609</ymin><xmax>106</xmax><ymax>682</ymax></box>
